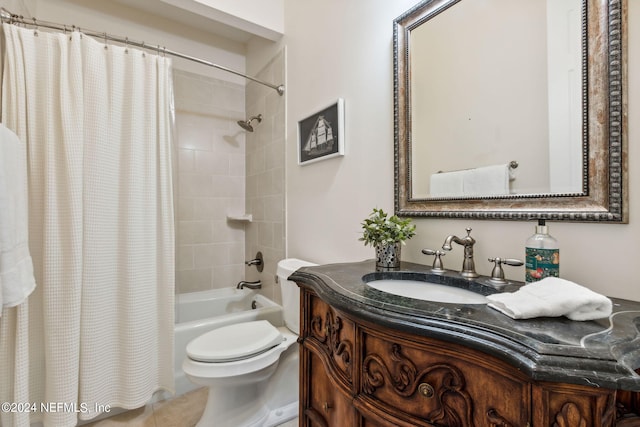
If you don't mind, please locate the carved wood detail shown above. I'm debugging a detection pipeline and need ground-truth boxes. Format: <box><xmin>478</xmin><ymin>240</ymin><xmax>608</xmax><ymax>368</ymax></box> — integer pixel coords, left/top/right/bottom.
<box><xmin>553</xmin><ymin>402</ymin><xmax>587</xmax><ymax>427</ymax></box>
<box><xmin>310</xmin><ymin>311</ymin><xmax>352</xmax><ymax>377</ymax></box>
<box><xmin>363</xmin><ymin>343</ymin><xmax>416</xmax><ymax>396</ymax></box>
<box><xmin>363</xmin><ymin>343</ymin><xmax>475</xmax><ymax>426</ymax></box>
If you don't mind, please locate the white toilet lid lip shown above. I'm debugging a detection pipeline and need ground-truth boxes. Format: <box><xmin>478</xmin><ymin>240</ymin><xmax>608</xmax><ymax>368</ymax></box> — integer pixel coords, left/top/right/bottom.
<box><xmin>186</xmin><ymin>320</ymin><xmax>283</xmax><ymax>363</ymax></box>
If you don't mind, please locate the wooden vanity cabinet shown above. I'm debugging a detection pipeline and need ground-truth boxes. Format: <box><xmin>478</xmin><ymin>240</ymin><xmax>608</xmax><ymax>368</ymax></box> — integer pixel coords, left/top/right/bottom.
<box><xmin>299</xmin><ymin>286</ymin><xmax>624</xmax><ymax>427</ymax></box>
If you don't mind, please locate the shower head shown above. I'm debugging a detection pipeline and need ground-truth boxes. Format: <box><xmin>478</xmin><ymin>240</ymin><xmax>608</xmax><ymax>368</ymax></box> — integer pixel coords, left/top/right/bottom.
<box><xmin>237</xmin><ymin>114</ymin><xmax>263</xmax><ymax>132</ymax></box>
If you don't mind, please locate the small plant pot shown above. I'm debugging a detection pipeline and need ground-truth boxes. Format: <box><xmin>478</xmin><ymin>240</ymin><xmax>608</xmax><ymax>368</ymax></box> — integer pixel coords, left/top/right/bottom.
<box><xmin>375</xmin><ymin>242</ymin><xmax>401</xmax><ymax>268</ymax></box>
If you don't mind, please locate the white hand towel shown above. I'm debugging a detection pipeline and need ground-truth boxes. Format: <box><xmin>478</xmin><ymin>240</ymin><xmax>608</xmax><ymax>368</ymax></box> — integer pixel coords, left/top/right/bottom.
<box><xmin>463</xmin><ymin>164</ymin><xmax>510</xmax><ymax>196</ymax></box>
<box><xmin>0</xmin><ymin>124</ymin><xmax>36</xmax><ymax>312</ymax></box>
<box><xmin>430</xmin><ymin>170</ymin><xmax>465</xmax><ymax>197</ymax></box>
<box><xmin>486</xmin><ymin>277</ymin><xmax>612</xmax><ymax>321</ymax></box>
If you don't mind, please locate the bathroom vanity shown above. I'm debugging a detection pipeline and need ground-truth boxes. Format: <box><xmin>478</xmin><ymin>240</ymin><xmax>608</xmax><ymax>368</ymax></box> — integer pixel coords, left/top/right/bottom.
<box><xmin>291</xmin><ymin>261</ymin><xmax>640</xmax><ymax>427</ymax></box>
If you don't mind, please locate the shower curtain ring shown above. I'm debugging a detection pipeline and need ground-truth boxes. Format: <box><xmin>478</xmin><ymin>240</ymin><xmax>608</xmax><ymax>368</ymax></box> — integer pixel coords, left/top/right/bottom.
<box><xmin>32</xmin><ymin>17</ymin><xmax>38</xmax><ymax>36</ymax></box>
<box><xmin>103</xmin><ymin>32</ymin><xmax>108</xmax><ymax>50</ymax></box>
<box><xmin>141</xmin><ymin>41</ymin><xmax>146</xmax><ymax>57</ymax></box>
<box><xmin>124</xmin><ymin>37</ymin><xmax>129</xmax><ymax>54</ymax></box>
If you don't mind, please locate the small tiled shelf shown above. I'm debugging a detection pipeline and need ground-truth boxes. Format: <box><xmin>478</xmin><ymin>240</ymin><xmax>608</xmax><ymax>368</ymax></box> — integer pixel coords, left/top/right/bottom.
<box><xmin>226</xmin><ymin>214</ymin><xmax>253</xmax><ymax>222</ymax></box>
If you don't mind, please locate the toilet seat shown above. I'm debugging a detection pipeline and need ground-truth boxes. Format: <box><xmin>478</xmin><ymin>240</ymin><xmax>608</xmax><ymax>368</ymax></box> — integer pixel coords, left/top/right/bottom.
<box><xmin>187</xmin><ymin>320</ymin><xmax>283</xmax><ymax>363</ymax></box>
<box><xmin>183</xmin><ymin>325</ymin><xmax>298</xmax><ymax>379</ymax></box>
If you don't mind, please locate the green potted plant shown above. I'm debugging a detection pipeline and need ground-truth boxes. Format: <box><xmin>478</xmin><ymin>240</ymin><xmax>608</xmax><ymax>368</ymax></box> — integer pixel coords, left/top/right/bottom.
<box><xmin>360</xmin><ymin>208</ymin><xmax>416</xmax><ymax>268</ymax></box>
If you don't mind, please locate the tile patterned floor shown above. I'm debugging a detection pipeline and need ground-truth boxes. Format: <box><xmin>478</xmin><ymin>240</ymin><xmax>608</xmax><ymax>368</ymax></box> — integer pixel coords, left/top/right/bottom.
<box><xmin>82</xmin><ymin>387</ymin><xmax>298</xmax><ymax>427</ymax></box>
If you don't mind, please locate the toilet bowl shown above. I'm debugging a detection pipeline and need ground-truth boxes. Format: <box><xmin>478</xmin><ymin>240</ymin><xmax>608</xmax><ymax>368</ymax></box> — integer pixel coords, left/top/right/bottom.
<box><xmin>182</xmin><ymin>258</ymin><xmax>316</xmax><ymax>427</ymax></box>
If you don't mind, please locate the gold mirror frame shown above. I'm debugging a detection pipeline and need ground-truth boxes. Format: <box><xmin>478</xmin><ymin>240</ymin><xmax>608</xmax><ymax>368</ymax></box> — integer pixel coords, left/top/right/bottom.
<box><xmin>394</xmin><ymin>0</ymin><xmax>627</xmax><ymax>222</ymax></box>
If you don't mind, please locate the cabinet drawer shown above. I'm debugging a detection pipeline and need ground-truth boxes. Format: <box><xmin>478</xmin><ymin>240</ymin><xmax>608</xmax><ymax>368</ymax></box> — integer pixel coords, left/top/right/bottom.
<box><xmin>359</xmin><ymin>329</ymin><xmax>531</xmax><ymax>427</ymax></box>
<box><xmin>301</xmin><ymin>290</ymin><xmax>356</xmax><ymax>386</ymax></box>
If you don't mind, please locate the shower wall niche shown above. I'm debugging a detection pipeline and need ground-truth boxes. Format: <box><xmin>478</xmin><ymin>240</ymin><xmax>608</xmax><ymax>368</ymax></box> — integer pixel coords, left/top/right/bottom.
<box><xmin>174</xmin><ymin>70</ymin><xmax>247</xmax><ymax>294</ymax></box>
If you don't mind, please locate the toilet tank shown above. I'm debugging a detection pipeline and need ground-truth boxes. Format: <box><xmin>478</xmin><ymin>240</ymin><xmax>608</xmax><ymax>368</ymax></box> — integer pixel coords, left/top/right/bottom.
<box><xmin>277</xmin><ymin>258</ymin><xmax>317</xmax><ymax>334</ymax></box>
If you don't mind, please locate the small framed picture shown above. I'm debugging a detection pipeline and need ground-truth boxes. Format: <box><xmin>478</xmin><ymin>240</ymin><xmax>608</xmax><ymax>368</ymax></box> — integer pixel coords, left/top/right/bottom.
<box><xmin>298</xmin><ymin>98</ymin><xmax>344</xmax><ymax>165</ymax></box>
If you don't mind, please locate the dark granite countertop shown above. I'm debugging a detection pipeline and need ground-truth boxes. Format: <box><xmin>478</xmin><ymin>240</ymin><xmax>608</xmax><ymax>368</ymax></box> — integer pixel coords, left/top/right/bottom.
<box><xmin>290</xmin><ymin>260</ymin><xmax>640</xmax><ymax>391</ymax></box>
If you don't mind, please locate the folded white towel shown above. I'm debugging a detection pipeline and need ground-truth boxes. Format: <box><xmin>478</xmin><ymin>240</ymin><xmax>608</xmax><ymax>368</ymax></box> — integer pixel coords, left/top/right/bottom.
<box><xmin>0</xmin><ymin>124</ymin><xmax>36</xmax><ymax>312</ymax></box>
<box><xmin>430</xmin><ymin>170</ymin><xmax>465</xmax><ymax>197</ymax></box>
<box><xmin>486</xmin><ymin>277</ymin><xmax>612</xmax><ymax>321</ymax></box>
<box><xmin>463</xmin><ymin>164</ymin><xmax>510</xmax><ymax>196</ymax></box>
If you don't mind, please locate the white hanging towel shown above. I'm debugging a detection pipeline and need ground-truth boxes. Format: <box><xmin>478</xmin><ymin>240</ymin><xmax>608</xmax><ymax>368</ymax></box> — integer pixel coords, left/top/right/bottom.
<box><xmin>0</xmin><ymin>124</ymin><xmax>36</xmax><ymax>312</ymax></box>
<box><xmin>486</xmin><ymin>277</ymin><xmax>612</xmax><ymax>321</ymax></box>
<box><xmin>463</xmin><ymin>164</ymin><xmax>510</xmax><ymax>196</ymax></box>
<box><xmin>430</xmin><ymin>170</ymin><xmax>465</xmax><ymax>197</ymax></box>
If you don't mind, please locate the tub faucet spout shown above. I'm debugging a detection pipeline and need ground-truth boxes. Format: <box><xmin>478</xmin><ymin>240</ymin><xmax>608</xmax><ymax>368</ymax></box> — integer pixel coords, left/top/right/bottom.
<box><xmin>442</xmin><ymin>227</ymin><xmax>478</xmax><ymax>279</ymax></box>
<box><xmin>236</xmin><ymin>280</ymin><xmax>262</xmax><ymax>290</ymax></box>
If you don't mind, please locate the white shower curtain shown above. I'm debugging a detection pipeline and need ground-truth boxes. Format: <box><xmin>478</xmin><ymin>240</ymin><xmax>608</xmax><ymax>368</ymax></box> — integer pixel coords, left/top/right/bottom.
<box><xmin>0</xmin><ymin>24</ymin><xmax>175</xmax><ymax>427</ymax></box>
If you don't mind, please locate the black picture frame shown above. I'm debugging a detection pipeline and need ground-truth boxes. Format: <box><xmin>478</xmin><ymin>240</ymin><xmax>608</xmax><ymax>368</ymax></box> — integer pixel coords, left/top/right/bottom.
<box><xmin>297</xmin><ymin>98</ymin><xmax>345</xmax><ymax>165</ymax></box>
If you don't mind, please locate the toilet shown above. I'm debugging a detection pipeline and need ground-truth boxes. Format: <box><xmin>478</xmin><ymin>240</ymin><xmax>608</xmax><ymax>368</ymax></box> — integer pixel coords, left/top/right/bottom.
<box><xmin>183</xmin><ymin>258</ymin><xmax>316</xmax><ymax>427</ymax></box>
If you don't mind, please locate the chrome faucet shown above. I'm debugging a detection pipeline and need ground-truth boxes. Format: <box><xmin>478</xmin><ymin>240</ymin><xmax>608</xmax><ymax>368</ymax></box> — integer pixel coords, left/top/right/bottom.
<box><xmin>236</xmin><ymin>280</ymin><xmax>262</xmax><ymax>290</ymax></box>
<box><xmin>442</xmin><ymin>227</ymin><xmax>478</xmax><ymax>279</ymax></box>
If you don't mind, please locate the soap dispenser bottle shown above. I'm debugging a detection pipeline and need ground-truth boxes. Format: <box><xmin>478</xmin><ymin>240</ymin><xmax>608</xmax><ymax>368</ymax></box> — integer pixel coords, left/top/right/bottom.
<box><xmin>525</xmin><ymin>219</ymin><xmax>559</xmax><ymax>283</ymax></box>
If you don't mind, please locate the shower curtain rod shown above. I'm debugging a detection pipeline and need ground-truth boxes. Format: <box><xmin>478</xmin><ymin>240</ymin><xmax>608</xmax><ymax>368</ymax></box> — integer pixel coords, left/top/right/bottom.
<box><xmin>0</xmin><ymin>8</ymin><xmax>285</xmax><ymax>96</ymax></box>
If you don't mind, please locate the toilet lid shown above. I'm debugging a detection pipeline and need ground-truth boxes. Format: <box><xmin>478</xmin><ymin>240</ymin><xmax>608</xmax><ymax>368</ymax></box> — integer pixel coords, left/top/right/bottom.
<box><xmin>186</xmin><ymin>320</ymin><xmax>283</xmax><ymax>363</ymax></box>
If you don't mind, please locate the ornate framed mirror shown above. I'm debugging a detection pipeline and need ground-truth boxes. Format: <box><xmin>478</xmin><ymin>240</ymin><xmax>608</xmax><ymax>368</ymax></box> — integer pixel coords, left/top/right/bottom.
<box><xmin>394</xmin><ymin>0</ymin><xmax>627</xmax><ymax>222</ymax></box>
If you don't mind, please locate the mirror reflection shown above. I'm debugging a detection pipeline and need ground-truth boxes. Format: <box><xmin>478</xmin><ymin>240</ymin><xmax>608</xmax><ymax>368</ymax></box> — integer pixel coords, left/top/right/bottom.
<box><xmin>410</xmin><ymin>0</ymin><xmax>583</xmax><ymax>199</ymax></box>
<box><xmin>393</xmin><ymin>0</ymin><xmax>627</xmax><ymax>222</ymax></box>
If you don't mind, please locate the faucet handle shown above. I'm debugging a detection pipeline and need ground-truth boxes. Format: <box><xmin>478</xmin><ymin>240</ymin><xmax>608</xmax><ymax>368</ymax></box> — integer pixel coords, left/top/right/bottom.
<box><xmin>421</xmin><ymin>248</ymin><xmax>446</xmax><ymax>273</ymax></box>
<box><xmin>488</xmin><ymin>257</ymin><xmax>524</xmax><ymax>284</ymax></box>
<box><xmin>245</xmin><ymin>251</ymin><xmax>264</xmax><ymax>272</ymax></box>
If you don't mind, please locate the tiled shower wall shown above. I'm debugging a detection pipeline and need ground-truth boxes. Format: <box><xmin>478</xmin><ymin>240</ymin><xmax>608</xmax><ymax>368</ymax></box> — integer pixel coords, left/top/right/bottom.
<box><xmin>174</xmin><ymin>70</ymin><xmax>246</xmax><ymax>294</ymax></box>
<box><xmin>245</xmin><ymin>49</ymin><xmax>286</xmax><ymax>303</ymax></box>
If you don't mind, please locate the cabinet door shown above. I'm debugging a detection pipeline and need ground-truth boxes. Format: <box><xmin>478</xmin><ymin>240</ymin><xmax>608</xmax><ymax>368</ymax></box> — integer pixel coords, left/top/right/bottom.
<box><xmin>359</xmin><ymin>329</ymin><xmax>531</xmax><ymax>427</ymax></box>
<box><xmin>301</xmin><ymin>349</ymin><xmax>356</xmax><ymax>427</ymax></box>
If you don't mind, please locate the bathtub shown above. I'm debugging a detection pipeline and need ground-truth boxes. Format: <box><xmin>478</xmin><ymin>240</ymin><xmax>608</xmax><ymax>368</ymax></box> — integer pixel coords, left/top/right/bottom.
<box><xmin>174</xmin><ymin>287</ymin><xmax>284</xmax><ymax>396</ymax></box>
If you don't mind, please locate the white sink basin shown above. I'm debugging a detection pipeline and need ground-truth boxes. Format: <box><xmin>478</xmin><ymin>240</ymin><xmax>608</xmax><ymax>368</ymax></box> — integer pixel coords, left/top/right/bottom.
<box><xmin>366</xmin><ymin>279</ymin><xmax>488</xmax><ymax>305</ymax></box>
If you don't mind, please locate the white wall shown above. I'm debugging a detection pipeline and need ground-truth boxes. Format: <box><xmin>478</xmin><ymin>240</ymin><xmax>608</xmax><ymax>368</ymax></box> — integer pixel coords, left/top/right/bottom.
<box><xmin>283</xmin><ymin>0</ymin><xmax>417</xmax><ymax>265</ymax></box>
<box><xmin>282</xmin><ymin>0</ymin><xmax>639</xmax><ymax>302</ymax></box>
